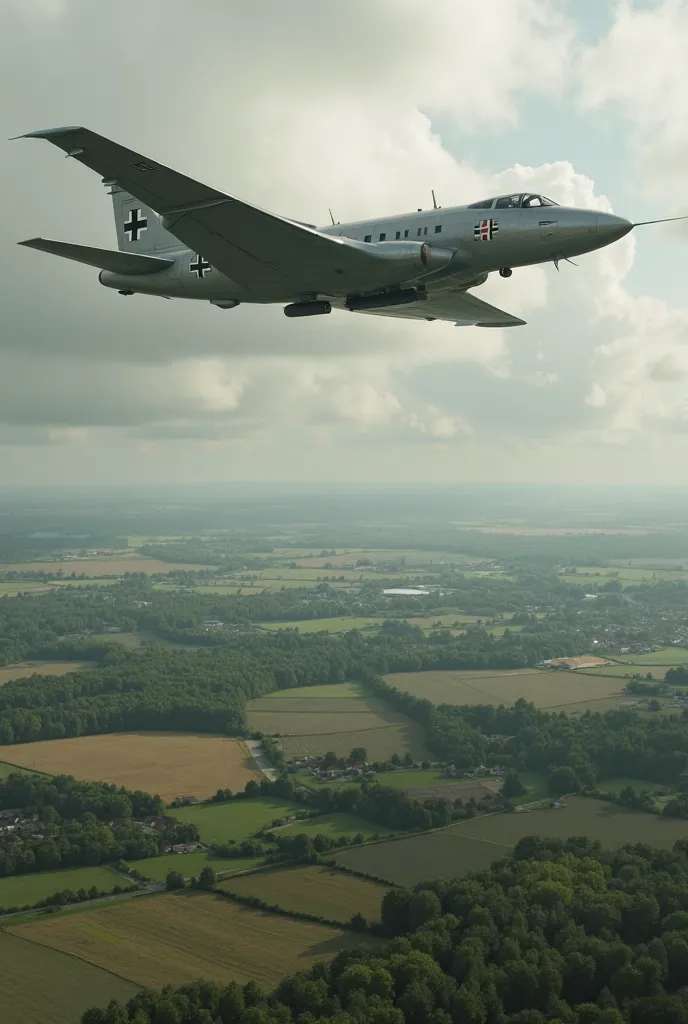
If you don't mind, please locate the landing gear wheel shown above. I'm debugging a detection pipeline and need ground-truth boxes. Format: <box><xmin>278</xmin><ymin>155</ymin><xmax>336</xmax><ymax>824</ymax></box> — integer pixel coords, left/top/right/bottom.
<box><xmin>499</xmin><ymin>267</ymin><xmax>513</xmax><ymax>278</ymax></box>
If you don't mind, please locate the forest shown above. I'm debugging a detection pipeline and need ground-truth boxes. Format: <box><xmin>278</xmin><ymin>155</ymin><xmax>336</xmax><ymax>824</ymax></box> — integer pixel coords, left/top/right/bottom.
<box><xmin>0</xmin><ymin>774</ymin><xmax>163</xmax><ymax>878</ymax></box>
<box><xmin>80</xmin><ymin>835</ymin><xmax>688</xmax><ymax>1024</ymax></box>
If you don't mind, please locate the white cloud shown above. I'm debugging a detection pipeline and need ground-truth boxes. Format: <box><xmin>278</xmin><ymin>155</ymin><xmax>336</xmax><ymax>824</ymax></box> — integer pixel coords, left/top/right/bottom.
<box><xmin>3</xmin><ymin>0</ymin><xmax>688</xmax><ymax>483</ymax></box>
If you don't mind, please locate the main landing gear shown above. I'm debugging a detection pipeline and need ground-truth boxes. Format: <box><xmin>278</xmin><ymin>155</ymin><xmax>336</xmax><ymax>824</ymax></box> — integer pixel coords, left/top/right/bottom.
<box><xmin>499</xmin><ymin>267</ymin><xmax>513</xmax><ymax>278</ymax></box>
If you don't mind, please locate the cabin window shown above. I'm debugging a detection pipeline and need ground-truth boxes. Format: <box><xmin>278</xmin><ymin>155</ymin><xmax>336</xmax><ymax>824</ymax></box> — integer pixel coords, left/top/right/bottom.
<box><xmin>364</xmin><ymin>234</ymin><xmax>371</xmax><ymax>243</ymax></box>
<box><xmin>417</xmin><ymin>227</ymin><xmax>422</xmax><ymax>236</ymax></box>
<box><xmin>423</xmin><ymin>226</ymin><xmax>428</xmax><ymax>235</ymax></box>
<box><xmin>434</xmin><ymin>225</ymin><xmax>442</xmax><ymax>234</ymax></box>
<box><xmin>467</xmin><ymin>199</ymin><xmax>494</xmax><ymax>209</ymax></box>
<box><xmin>404</xmin><ymin>229</ymin><xmax>410</xmax><ymax>238</ymax></box>
<box><xmin>379</xmin><ymin>232</ymin><xmax>386</xmax><ymax>241</ymax></box>
<box><xmin>395</xmin><ymin>231</ymin><xmax>401</xmax><ymax>239</ymax></box>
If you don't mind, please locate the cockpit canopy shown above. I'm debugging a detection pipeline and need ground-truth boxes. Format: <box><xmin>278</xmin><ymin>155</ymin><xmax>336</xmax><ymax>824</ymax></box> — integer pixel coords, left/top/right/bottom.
<box><xmin>466</xmin><ymin>193</ymin><xmax>559</xmax><ymax>210</ymax></box>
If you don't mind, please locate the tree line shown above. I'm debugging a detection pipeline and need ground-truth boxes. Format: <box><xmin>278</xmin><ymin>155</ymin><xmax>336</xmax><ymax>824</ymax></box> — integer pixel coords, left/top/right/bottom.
<box><xmin>81</xmin><ymin>835</ymin><xmax>688</xmax><ymax>1024</ymax></box>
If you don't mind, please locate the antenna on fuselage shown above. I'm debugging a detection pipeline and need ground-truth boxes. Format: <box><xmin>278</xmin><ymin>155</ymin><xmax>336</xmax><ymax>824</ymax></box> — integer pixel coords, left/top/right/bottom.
<box><xmin>431</xmin><ymin>190</ymin><xmax>441</xmax><ymax>210</ymax></box>
<box><xmin>328</xmin><ymin>208</ymin><xmax>336</xmax><ymax>225</ymax></box>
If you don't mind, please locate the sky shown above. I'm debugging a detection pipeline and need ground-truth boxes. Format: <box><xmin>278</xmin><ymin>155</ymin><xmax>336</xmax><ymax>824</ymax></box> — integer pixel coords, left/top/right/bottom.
<box><xmin>2</xmin><ymin>0</ymin><xmax>688</xmax><ymax>487</ymax></box>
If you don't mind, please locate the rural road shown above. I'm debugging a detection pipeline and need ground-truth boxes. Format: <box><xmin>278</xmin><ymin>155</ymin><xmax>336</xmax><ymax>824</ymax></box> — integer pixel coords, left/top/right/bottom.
<box><xmin>246</xmin><ymin>739</ymin><xmax>278</xmax><ymax>780</ymax></box>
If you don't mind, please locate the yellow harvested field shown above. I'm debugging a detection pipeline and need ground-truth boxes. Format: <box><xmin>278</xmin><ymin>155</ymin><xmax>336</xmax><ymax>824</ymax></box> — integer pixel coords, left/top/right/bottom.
<box><xmin>11</xmin><ymin>891</ymin><xmax>362</xmax><ymax>990</ymax></box>
<box><xmin>0</xmin><ymin>557</ymin><xmax>215</xmax><ymax>575</ymax></box>
<box><xmin>0</xmin><ymin>732</ymin><xmax>260</xmax><ymax>803</ymax></box>
<box><xmin>219</xmin><ymin>865</ymin><xmax>388</xmax><ymax>922</ymax></box>
<box><xmin>386</xmin><ymin>669</ymin><xmax>625</xmax><ymax>710</ymax></box>
<box><xmin>0</xmin><ymin>662</ymin><xmax>88</xmax><ymax>686</ymax></box>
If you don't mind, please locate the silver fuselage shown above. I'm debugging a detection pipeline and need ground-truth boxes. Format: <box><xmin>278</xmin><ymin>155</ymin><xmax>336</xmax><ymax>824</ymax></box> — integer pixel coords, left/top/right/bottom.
<box><xmin>98</xmin><ymin>203</ymin><xmax>632</xmax><ymax>304</ymax></box>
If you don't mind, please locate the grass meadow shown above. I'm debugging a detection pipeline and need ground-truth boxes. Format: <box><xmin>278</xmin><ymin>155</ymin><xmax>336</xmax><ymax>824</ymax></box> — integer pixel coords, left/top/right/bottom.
<box><xmin>219</xmin><ymin>865</ymin><xmax>388</xmax><ymax>922</ymax></box>
<box><xmin>170</xmin><ymin>797</ymin><xmax>305</xmax><ymax>844</ymax></box>
<box><xmin>334</xmin><ymin>796</ymin><xmax>688</xmax><ymax>885</ymax></box>
<box><xmin>126</xmin><ymin>852</ymin><xmax>262</xmax><ymax>882</ymax></box>
<box><xmin>0</xmin><ymin>865</ymin><xmax>123</xmax><ymax>909</ymax></box>
<box><xmin>0</xmin><ymin>931</ymin><xmax>139</xmax><ymax>1024</ymax></box>
<box><xmin>10</xmin><ymin>891</ymin><xmax>364</xmax><ymax>990</ymax></box>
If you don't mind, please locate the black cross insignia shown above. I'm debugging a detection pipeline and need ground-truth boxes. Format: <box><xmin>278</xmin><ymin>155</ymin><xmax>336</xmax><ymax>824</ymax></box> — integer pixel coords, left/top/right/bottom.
<box><xmin>190</xmin><ymin>254</ymin><xmax>212</xmax><ymax>279</ymax></box>
<box><xmin>123</xmin><ymin>208</ymin><xmax>148</xmax><ymax>242</ymax></box>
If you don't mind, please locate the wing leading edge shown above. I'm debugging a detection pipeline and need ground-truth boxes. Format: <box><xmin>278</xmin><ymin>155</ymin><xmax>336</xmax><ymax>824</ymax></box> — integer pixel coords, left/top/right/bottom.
<box><xmin>344</xmin><ymin>288</ymin><xmax>526</xmax><ymax>327</ymax></box>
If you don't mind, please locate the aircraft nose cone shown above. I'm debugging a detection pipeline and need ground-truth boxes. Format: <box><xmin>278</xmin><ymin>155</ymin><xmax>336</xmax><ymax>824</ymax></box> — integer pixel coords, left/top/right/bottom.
<box><xmin>596</xmin><ymin>213</ymin><xmax>633</xmax><ymax>242</ymax></box>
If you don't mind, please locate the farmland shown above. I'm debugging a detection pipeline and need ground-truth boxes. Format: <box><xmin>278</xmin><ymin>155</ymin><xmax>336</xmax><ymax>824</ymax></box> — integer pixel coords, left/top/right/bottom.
<box><xmin>0</xmin><ymin>661</ymin><xmax>88</xmax><ymax>685</ymax></box>
<box><xmin>171</xmin><ymin>797</ymin><xmax>306</xmax><ymax>844</ymax></box>
<box><xmin>126</xmin><ymin>852</ymin><xmax>262</xmax><ymax>882</ymax></box>
<box><xmin>0</xmin><ymin>932</ymin><xmax>139</xmax><ymax>1024</ymax></box>
<box><xmin>385</xmin><ymin>668</ymin><xmax>626</xmax><ymax>712</ymax></box>
<box><xmin>258</xmin><ymin>612</ymin><xmax>485</xmax><ymax>634</ymax></box>
<box><xmin>367</xmin><ymin>768</ymin><xmax>503</xmax><ymax>801</ymax></box>
<box><xmin>0</xmin><ymin>555</ymin><xmax>217</xmax><ymax>575</ymax></box>
<box><xmin>219</xmin><ymin>865</ymin><xmax>388</xmax><ymax>922</ymax></box>
<box><xmin>10</xmin><ymin>891</ymin><xmax>365</xmax><ymax>990</ymax></box>
<box><xmin>278</xmin><ymin>812</ymin><xmax>389</xmax><ymax>840</ymax></box>
<box><xmin>247</xmin><ymin>682</ymin><xmax>429</xmax><ymax>762</ymax></box>
<box><xmin>0</xmin><ymin>865</ymin><xmax>123</xmax><ymax>909</ymax></box>
<box><xmin>0</xmin><ymin>733</ymin><xmax>261</xmax><ymax>803</ymax></box>
<box><xmin>335</xmin><ymin>797</ymin><xmax>688</xmax><ymax>885</ymax></box>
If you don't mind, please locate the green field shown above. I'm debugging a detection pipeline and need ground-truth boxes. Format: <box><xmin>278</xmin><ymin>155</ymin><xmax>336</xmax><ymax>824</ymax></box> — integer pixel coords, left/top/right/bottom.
<box><xmin>335</xmin><ymin>796</ymin><xmax>688</xmax><ymax>885</ymax></box>
<box><xmin>260</xmin><ymin>617</ymin><xmax>381</xmax><ymax>633</ymax></box>
<box><xmin>219</xmin><ymin>865</ymin><xmax>388</xmax><ymax>922</ymax></box>
<box><xmin>559</xmin><ymin>565</ymin><xmax>688</xmax><ymax>588</ymax></box>
<box><xmin>170</xmin><ymin>797</ymin><xmax>305</xmax><ymax>844</ymax></box>
<box><xmin>0</xmin><ymin>931</ymin><xmax>140</xmax><ymax>1024</ymax></box>
<box><xmin>629</xmin><ymin>648</ymin><xmax>688</xmax><ymax>666</ymax></box>
<box><xmin>126</xmin><ymin>852</ymin><xmax>262</xmax><ymax>882</ymax></box>
<box><xmin>247</xmin><ymin>681</ymin><xmax>429</xmax><ymax>762</ymax></box>
<box><xmin>278</xmin><ymin>812</ymin><xmax>390</xmax><ymax>840</ymax></box>
<box><xmin>385</xmin><ymin>668</ymin><xmax>626</xmax><ymax>712</ymax></box>
<box><xmin>258</xmin><ymin>612</ymin><xmax>486</xmax><ymax>634</ymax></box>
<box><xmin>0</xmin><ymin>760</ymin><xmax>37</xmax><ymax>779</ymax></box>
<box><xmin>0</xmin><ymin>865</ymin><xmax>123</xmax><ymax>909</ymax></box>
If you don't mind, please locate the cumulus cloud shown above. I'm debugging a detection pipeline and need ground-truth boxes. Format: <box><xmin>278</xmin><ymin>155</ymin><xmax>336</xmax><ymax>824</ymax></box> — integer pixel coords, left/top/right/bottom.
<box><xmin>1</xmin><ymin>0</ymin><xmax>688</xmax><ymax>483</ymax></box>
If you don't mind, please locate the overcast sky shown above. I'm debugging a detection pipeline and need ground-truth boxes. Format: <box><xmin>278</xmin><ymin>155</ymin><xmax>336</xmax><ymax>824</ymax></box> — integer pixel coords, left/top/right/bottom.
<box><xmin>2</xmin><ymin>0</ymin><xmax>688</xmax><ymax>487</ymax></box>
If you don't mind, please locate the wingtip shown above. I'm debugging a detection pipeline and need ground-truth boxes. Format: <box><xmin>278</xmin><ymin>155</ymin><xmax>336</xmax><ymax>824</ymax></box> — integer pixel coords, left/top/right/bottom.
<box><xmin>9</xmin><ymin>126</ymin><xmax>84</xmax><ymax>141</ymax></box>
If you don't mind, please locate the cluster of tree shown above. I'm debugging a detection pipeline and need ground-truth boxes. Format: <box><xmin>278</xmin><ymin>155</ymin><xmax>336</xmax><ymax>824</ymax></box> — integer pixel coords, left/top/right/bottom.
<box><xmin>0</xmin><ymin>774</ymin><xmax>163</xmax><ymax>877</ymax></box>
<box><xmin>666</xmin><ymin>667</ymin><xmax>688</xmax><ymax>686</ymax></box>
<box><xmin>0</xmin><ymin>772</ymin><xmax>163</xmax><ymax>820</ymax></box>
<box><xmin>82</xmin><ymin>834</ymin><xmax>688</xmax><ymax>1024</ymax></box>
<box><xmin>0</xmin><ymin>815</ymin><xmax>159</xmax><ymax>877</ymax></box>
<box><xmin>367</xmin><ymin>675</ymin><xmax>688</xmax><ymax>789</ymax></box>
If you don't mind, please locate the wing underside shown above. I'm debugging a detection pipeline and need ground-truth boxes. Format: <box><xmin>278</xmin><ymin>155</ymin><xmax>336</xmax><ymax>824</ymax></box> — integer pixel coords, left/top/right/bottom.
<box><xmin>338</xmin><ymin>289</ymin><xmax>526</xmax><ymax>327</ymax></box>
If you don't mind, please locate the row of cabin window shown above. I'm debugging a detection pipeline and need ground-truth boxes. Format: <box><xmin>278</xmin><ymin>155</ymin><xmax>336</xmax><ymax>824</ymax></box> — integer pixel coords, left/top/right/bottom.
<box><xmin>363</xmin><ymin>224</ymin><xmax>443</xmax><ymax>243</ymax></box>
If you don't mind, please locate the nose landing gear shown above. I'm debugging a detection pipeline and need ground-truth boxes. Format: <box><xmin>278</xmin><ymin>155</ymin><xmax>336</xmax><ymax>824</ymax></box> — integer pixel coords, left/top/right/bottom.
<box><xmin>499</xmin><ymin>267</ymin><xmax>513</xmax><ymax>278</ymax></box>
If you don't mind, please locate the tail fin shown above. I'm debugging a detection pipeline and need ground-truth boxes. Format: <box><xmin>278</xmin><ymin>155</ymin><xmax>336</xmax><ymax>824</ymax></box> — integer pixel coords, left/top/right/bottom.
<box><xmin>110</xmin><ymin>184</ymin><xmax>181</xmax><ymax>254</ymax></box>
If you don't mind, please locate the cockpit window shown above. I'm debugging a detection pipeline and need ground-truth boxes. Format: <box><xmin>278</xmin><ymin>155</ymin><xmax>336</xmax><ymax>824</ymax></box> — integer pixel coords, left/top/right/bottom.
<box><xmin>523</xmin><ymin>194</ymin><xmax>559</xmax><ymax>207</ymax></box>
<box><xmin>495</xmin><ymin>194</ymin><xmax>522</xmax><ymax>209</ymax></box>
<box><xmin>466</xmin><ymin>193</ymin><xmax>559</xmax><ymax>210</ymax></box>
